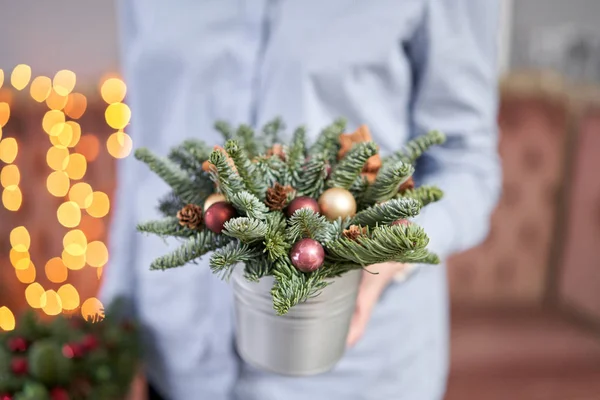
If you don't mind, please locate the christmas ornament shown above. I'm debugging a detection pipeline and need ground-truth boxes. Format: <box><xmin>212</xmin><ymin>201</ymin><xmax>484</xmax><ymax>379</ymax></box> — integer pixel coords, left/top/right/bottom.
<box><xmin>50</xmin><ymin>387</ymin><xmax>70</xmax><ymax>400</ymax></box>
<box><xmin>203</xmin><ymin>193</ymin><xmax>226</xmax><ymax>211</ymax></box>
<box><xmin>392</xmin><ymin>219</ymin><xmax>411</xmax><ymax>227</ymax></box>
<box><xmin>10</xmin><ymin>357</ymin><xmax>27</xmax><ymax>375</ymax></box>
<box><xmin>399</xmin><ymin>176</ymin><xmax>415</xmax><ymax>193</ymax></box>
<box><xmin>285</xmin><ymin>196</ymin><xmax>320</xmax><ymax>217</ymax></box>
<box><xmin>81</xmin><ymin>335</ymin><xmax>98</xmax><ymax>352</ymax></box>
<box><xmin>318</xmin><ymin>188</ymin><xmax>357</xmax><ymax>220</ymax></box>
<box><xmin>343</xmin><ymin>225</ymin><xmax>367</xmax><ymax>241</ymax></box>
<box><xmin>176</xmin><ymin>204</ymin><xmax>203</xmax><ymax>229</ymax></box>
<box><xmin>0</xmin><ymin>394</ymin><xmax>11</xmax><ymax>400</ymax></box>
<box><xmin>204</xmin><ymin>202</ymin><xmax>238</xmax><ymax>233</ymax></box>
<box><xmin>7</xmin><ymin>337</ymin><xmax>27</xmax><ymax>353</ymax></box>
<box><xmin>338</xmin><ymin>124</ymin><xmax>382</xmax><ymax>182</ymax></box>
<box><xmin>61</xmin><ymin>343</ymin><xmax>83</xmax><ymax>359</ymax></box>
<box><xmin>265</xmin><ymin>183</ymin><xmax>294</xmax><ymax>211</ymax></box>
<box><xmin>290</xmin><ymin>238</ymin><xmax>325</xmax><ymax>272</ymax></box>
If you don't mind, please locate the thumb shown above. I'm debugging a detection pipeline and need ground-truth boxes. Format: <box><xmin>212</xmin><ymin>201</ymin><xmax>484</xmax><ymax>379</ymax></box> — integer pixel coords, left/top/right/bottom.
<box><xmin>346</xmin><ymin>288</ymin><xmax>377</xmax><ymax>347</ymax></box>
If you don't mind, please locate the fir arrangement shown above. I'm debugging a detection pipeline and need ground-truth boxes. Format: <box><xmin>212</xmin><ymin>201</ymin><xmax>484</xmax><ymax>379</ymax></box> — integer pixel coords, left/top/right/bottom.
<box><xmin>0</xmin><ymin>299</ymin><xmax>139</xmax><ymax>400</ymax></box>
<box><xmin>136</xmin><ymin>118</ymin><xmax>446</xmax><ymax>315</ymax></box>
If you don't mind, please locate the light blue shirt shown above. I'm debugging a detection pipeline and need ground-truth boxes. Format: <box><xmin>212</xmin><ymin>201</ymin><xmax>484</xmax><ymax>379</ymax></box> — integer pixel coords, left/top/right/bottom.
<box><xmin>101</xmin><ymin>1</ymin><xmax>501</xmax><ymax>399</ymax></box>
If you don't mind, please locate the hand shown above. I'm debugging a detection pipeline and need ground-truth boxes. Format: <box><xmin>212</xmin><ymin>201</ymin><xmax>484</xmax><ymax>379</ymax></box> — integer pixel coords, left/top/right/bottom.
<box><xmin>346</xmin><ymin>262</ymin><xmax>407</xmax><ymax>347</ymax></box>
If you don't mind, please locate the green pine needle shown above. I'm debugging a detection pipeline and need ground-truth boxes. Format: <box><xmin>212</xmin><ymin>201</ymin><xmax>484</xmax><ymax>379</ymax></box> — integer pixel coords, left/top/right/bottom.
<box><xmin>214</xmin><ymin>120</ymin><xmax>233</xmax><ymax>140</ymax></box>
<box><xmin>282</xmin><ymin>126</ymin><xmax>306</xmax><ymax>187</ymax></box>
<box><xmin>236</xmin><ymin>124</ymin><xmax>260</xmax><ymax>158</ymax></box>
<box><xmin>297</xmin><ymin>155</ymin><xmax>328</xmax><ymax>198</ymax></box>
<box><xmin>400</xmin><ymin>185</ymin><xmax>444</xmax><ymax>207</ymax></box>
<box><xmin>263</xmin><ymin>212</ymin><xmax>290</xmax><ymax>261</ymax></box>
<box><xmin>137</xmin><ymin>217</ymin><xmax>196</xmax><ymax>238</ymax></box>
<box><xmin>286</xmin><ymin>208</ymin><xmax>334</xmax><ymax>243</ymax></box>
<box><xmin>243</xmin><ymin>258</ymin><xmax>273</xmax><ymax>282</ymax></box>
<box><xmin>209</xmin><ymin>241</ymin><xmax>262</xmax><ymax>280</ymax></box>
<box><xmin>229</xmin><ymin>191</ymin><xmax>270</xmax><ymax>220</ymax></box>
<box><xmin>361</xmin><ymin>161</ymin><xmax>415</xmax><ymax>206</ymax></box>
<box><xmin>149</xmin><ymin>231</ymin><xmax>228</xmax><ymax>270</ymax></box>
<box><xmin>157</xmin><ymin>192</ymin><xmax>185</xmax><ymax>217</ymax></box>
<box><xmin>262</xmin><ymin>117</ymin><xmax>284</xmax><ymax>147</ymax></box>
<box><xmin>308</xmin><ymin>118</ymin><xmax>346</xmax><ymax>164</ymax></box>
<box><xmin>328</xmin><ymin>141</ymin><xmax>378</xmax><ymax>189</ymax></box>
<box><xmin>255</xmin><ymin>155</ymin><xmax>284</xmax><ymax>188</ymax></box>
<box><xmin>271</xmin><ymin>259</ymin><xmax>330</xmax><ymax>315</ymax></box>
<box><xmin>351</xmin><ymin>198</ymin><xmax>421</xmax><ymax>227</ymax></box>
<box><xmin>223</xmin><ymin>217</ymin><xmax>269</xmax><ymax>243</ymax></box>
<box><xmin>209</xmin><ymin>149</ymin><xmax>246</xmax><ymax>199</ymax></box>
<box><xmin>225</xmin><ymin>140</ymin><xmax>267</xmax><ymax>199</ymax></box>
<box><xmin>386</xmin><ymin>130</ymin><xmax>446</xmax><ymax>165</ymax></box>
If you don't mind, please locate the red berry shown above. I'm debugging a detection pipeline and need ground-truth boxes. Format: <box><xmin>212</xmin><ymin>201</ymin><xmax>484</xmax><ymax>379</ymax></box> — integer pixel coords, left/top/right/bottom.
<box><xmin>7</xmin><ymin>337</ymin><xmax>27</xmax><ymax>352</ymax></box>
<box><xmin>50</xmin><ymin>388</ymin><xmax>70</xmax><ymax>400</ymax></box>
<box><xmin>62</xmin><ymin>343</ymin><xmax>84</xmax><ymax>359</ymax></box>
<box><xmin>81</xmin><ymin>334</ymin><xmax>99</xmax><ymax>352</ymax></box>
<box><xmin>10</xmin><ymin>357</ymin><xmax>28</xmax><ymax>375</ymax></box>
<box><xmin>1</xmin><ymin>394</ymin><xmax>13</xmax><ymax>400</ymax></box>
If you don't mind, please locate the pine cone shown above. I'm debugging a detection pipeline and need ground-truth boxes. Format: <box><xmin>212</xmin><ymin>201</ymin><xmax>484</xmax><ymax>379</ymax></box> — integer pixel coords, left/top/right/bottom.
<box><xmin>177</xmin><ymin>204</ymin><xmax>203</xmax><ymax>229</ymax></box>
<box><xmin>266</xmin><ymin>144</ymin><xmax>286</xmax><ymax>161</ymax></box>
<box><xmin>399</xmin><ymin>176</ymin><xmax>415</xmax><ymax>193</ymax></box>
<box><xmin>265</xmin><ymin>183</ymin><xmax>294</xmax><ymax>211</ymax></box>
<box><xmin>343</xmin><ymin>225</ymin><xmax>368</xmax><ymax>241</ymax></box>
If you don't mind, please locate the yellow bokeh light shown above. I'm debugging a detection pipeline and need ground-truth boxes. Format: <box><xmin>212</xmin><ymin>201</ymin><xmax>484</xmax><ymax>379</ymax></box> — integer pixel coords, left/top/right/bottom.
<box><xmin>0</xmin><ymin>306</ymin><xmax>16</xmax><ymax>331</ymax></box>
<box><xmin>49</xmin><ymin>123</ymin><xmax>73</xmax><ymax>148</ymax></box>
<box><xmin>66</xmin><ymin>121</ymin><xmax>82</xmax><ymax>147</ymax></box>
<box><xmin>46</xmin><ymin>89</ymin><xmax>69</xmax><ymax>110</ymax></box>
<box><xmin>100</xmin><ymin>77</ymin><xmax>127</xmax><ymax>104</ymax></box>
<box><xmin>46</xmin><ymin>170</ymin><xmax>70</xmax><ymax>197</ymax></box>
<box><xmin>41</xmin><ymin>290</ymin><xmax>63</xmax><ymax>316</ymax></box>
<box><xmin>61</xmin><ymin>249</ymin><xmax>86</xmax><ymax>270</ymax></box>
<box><xmin>2</xmin><ymin>185</ymin><xmax>22</xmax><ymax>211</ymax></box>
<box><xmin>105</xmin><ymin>102</ymin><xmax>131</xmax><ymax>129</ymax></box>
<box><xmin>25</xmin><ymin>282</ymin><xmax>46</xmax><ymax>309</ymax></box>
<box><xmin>0</xmin><ymin>69</ymin><xmax>3</xmax><ymax>88</ymax></box>
<box><xmin>15</xmin><ymin>261</ymin><xmax>36</xmax><ymax>283</ymax></box>
<box><xmin>97</xmin><ymin>266</ymin><xmax>103</xmax><ymax>280</ymax></box>
<box><xmin>86</xmin><ymin>191</ymin><xmax>110</xmax><ymax>218</ymax></box>
<box><xmin>45</xmin><ymin>257</ymin><xmax>68</xmax><ymax>283</ymax></box>
<box><xmin>64</xmin><ymin>153</ymin><xmax>87</xmax><ymax>180</ymax></box>
<box><xmin>68</xmin><ymin>182</ymin><xmax>93</xmax><ymax>209</ymax></box>
<box><xmin>57</xmin><ymin>284</ymin><xmax>80</xmax><ymax>311</ymax></box>
<box><xmin>107</xmin><ymin>131</ymin><xmax>133</xmax><ymax>159</ymax></box>
<box><xmin>46</xmin><ymin>146</ymin><xmax>69</xmax><ymax>171</ymax></box>
<box><xmin>63</xmin><ymin>229</ymin><xmax>88</xmax><ymax>256</ymax></box>
<box><xmin>1</xmin><ymin>164</ymin><xmax>20</xmax><ymax>187</ymax></box>
<box><xmin>9</xmin><ymin>248</ymin><xmax>30</xmax><ymax>270</ymax></box>
<box><xmin>10</xmin><ymin>226</ymin><xmax>30</xmax><ymax>252</ymax></box>
<box><xmin>81</xmin><ymin>297</ymin><xmax>104</xmax><ymax>321</ymax></box>
<box><xmin>0</xmin><ymin>137</ymin><xmax>17</xmax><ymax>163</ymax></box>
<box><xmin>86</xmin><ymin>241</ymin><xmax>109</xmax><ymax>268</ymax></box>
<box><xmin>53</xmin><ymin>70</ymin><xmax>76</xmax><ymax>96</ymax></box>
<box><xmin>57</xmin><ymin>201</ymin><xmax>81</xmax><ymax>228</ymax></box>
<box><xmin>42</xmin><ymin>110</ymin><xmax>65</xmax><ymax>135</ymax></box>
<box><xmin>0</xmin><ymin>102</ymin><xmax>9</xmax><ymax>127</ymax></box>
<box><xmin>30</xmin><ymin>76</ymin><xmax>52</xmax><ymax>102</ymax></box>
<box><xmin>76</xmin><ymin>134</ymin><xmax>100</xmax><ymax>162</ymax></box>
<box><xmin>10</xmin><ymin>64</ymin><xmax>31</xmax><ymax>91</ymax></box>
<box><xmin>0</xmin><ymin>126</ymin><xmax>2</xmax><ymax>141</ymax></box>
<box><xmin>64</xmin><ymin>93</ymin><xmax>87</xmax><ymax>119</ymax></box>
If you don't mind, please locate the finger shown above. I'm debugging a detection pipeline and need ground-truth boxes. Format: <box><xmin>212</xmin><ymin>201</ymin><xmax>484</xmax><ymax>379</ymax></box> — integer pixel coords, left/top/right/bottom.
<box><xmin>346</xmin><ymin>292</ymin><xmax>375</xmax><ymax>347</ymax></box>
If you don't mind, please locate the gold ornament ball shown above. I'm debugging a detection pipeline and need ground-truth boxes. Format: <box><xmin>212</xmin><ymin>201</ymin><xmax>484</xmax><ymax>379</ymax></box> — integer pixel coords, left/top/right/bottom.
<box><xmin>318</xmin><ymin>188</ymin><xmax>357</xmax><ymax>220</ymax></box>
<box><xmin>204</xmin><ymin>193</ymin><xmax>227</xmax><ymax>211</ymax></box>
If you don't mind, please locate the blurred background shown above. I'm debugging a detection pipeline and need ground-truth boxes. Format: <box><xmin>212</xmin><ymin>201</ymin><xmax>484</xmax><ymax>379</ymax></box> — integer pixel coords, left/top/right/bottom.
<box><xmin>0</xmin><ymin>1</ymin><xmax>599</xmax><ymax>399</ymax></box>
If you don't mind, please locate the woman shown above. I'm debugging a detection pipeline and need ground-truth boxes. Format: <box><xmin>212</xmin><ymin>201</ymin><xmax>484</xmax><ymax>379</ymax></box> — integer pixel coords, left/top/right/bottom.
<box><xmin>102</xmin><ymin>1</ymin><xmax>501</xmax><ymax>399</ymax></box>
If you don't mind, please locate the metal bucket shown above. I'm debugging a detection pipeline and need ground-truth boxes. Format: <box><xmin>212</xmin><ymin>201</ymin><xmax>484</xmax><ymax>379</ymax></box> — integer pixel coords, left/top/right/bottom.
<box><xmin>232</xmin><ymin>267</ymin><xmax>362</xmax><ymax>376</ymax></box>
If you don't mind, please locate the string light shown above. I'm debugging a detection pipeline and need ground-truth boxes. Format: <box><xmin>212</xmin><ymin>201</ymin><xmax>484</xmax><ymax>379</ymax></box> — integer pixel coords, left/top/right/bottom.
<box><xmin>46</xmin><ymin>146</ymin><xmax>70</xmax><ymax>171</ymax></box>
<box><xmin>66</xmin><ymin>121</ymin><xmax>82</xmax><ymax>147</ymax></box>
<box><xmin>0</xmin><ymin>306</ymin><xmax>16</xmax><ymax>331</ymax></box>
<box><xmin>25</xmin><ymin>283</ymin><xmax>46</xmax><ymax>309</ymax></box>
<box><xmin>86</xmin><ymin>191</ymin><xmax>110</xmax><ymax>218</ymax></box>
<box><xmin>50</xmin><ymin>122</ymin><xmax>74</xmax><ymax>148</ymax></box>
<box><xmin>10</xmin><ymin>64</ymin><xmax>31</xmax><ymax>91</ymax></box>
<box><xmin>0</xmin><ymin>137</ymin><xmax>17</xmax><ymax>163</ymax></box>
<box><xmin>57</xmin><ymin>284</ymin><xmax>80</xmax><ymax>311</ymax></box>
<box><xmin>61</xmin><ymin>249</ymin><xmax>86</xmax><ymax>270</ymax></box>
<box><xmin>105</xmin><ymin>102</ymin><xmax>131</xmax><ymax>129</ymax></box>
<box><xmin>64</xmin><ymin>153</ymin><xmax>87</xmax><ymax>180</ymax></box>
<box><xmin>63</xmin><ymin>229</ymin><xmax>88</xmax><ymax>257</ymax></box>
<box><xmin>42</xmin><ymin>110</ymin><xmax>65</xmax><ymax>135</ymax></box>
<box><xmin>100</xmin><ymin>77</ymin><xmax>126</xmax><ymax>104</ymax></box>
<box><xmin>77</xmin><ymin>134</ymin><xmax>100</xmax><ymax>162</ymax></box>
<box><xmin>57</xmin><ymin>201</ymin><xmax>82</xmax><ymax>228</ymax></box>
<box><xmin>107</xmin><ymin>131</ymin><xmax>133</xmax><ymax>158</ymax></box>
<box><xmin>9</xmin><ymin>226</ymin><xmax>30</xmax><ymax>252</ymax></box>
<box><xmin>0</xmin><ymin>102</ymin><xmax>9</xmax><ymax>127</ymax></box>
<box><xmin>1</xmin><ymin>164</ymin><xmax>20</xmax><ymax>188</ymax></box>
<box><xmin>52</xmin><ymin>70</ymin><xmax>76</xmax><ymax>97</ymax></box>
<box><xmin>30</xmin><ymin>76</ymin><xmax>52</xmax><ymax>102</ymax></box>
<box><xmin>68</xmin><ymin>182</ymin><xmax>93</xmax><ymax>208</ymax></box>
<box><xmin>45</xmin><ymin>257</ymin><xmax>68</xmax><ymax>283</ymax></box>
<box><xmin>64</xmin><ymin>93</ymin><xmax>87</xmax><ymax>119</ymax></box>
<box><xmin>9</xmin><ymin>248</ymin><xmax>30</xmax><ymax>270</ymax></box>
<box><xmin>41</xmin><ymin>290</ymin><xmax>63</xmax><ymax>315</ymax></box>
<box><xmin>0</xmin><ymin>69</ymin><xmax>4</xmax><ymax>89</ymax></box>
<box><xmin>81</xmin><ymin>297</ymin><xmax>104</xmax><ymax>321</ymax></box>
<box><xmin>86</xmin><ymin>241</ymin><xmax>109</xmax><ymax>268</ymax></box>
<box><xmin>15</xmin><ymin>261</ymin><xmax>36</xmax><ymax>284</ymax></box>
<box><xmin>46</xmin><ymin>89</ymin><xmax>69</xmax><ymax>110</ymax></box>
<box><xmin>46</xmin><ymin>170</ymin><xmax>70</xmax><ymax>197</ymax></box>
<box><xmin>2</xmin><ymin>185</ymin><xmax>22</xmax><ymax>211</ymax></box>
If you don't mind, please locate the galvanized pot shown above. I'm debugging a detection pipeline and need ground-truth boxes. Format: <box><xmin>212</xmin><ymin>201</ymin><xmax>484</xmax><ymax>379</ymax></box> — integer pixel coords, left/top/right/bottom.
<box><xmin>232</xmin><ymin>267</ymin><xmax>362</xmax><ymax>376</ymax></box>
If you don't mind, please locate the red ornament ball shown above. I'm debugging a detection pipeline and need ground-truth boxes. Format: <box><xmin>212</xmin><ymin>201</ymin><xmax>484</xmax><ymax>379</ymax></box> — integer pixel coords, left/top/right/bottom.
<box><xmin>0</xmin><ymin>394</ymin><xmax>12</xmax><ymax>400</ymax></box>
<box><xmin>81</xmin><ymin>334</ymin><xmax>99</xmax><ymax>352</ymax></box>
<box><xmin>50</xmin><ymin>388</ymin><xmax>70</xmax><ymax>400</ymax></box>
<box><xmin>392</xmin><ymin>219</ymin><xmax>411</xmax><ymax>227</ymax></box>
<box><xmin>62</xmin><ymin>343</ymin><xmax>84</xmax><ymax>359</ymax></box>
<box><xmin>285</xmin><ymin>196</ymin><xmax>320</xmax><ymax>217</ymax></box>
<box><xmin>290</xmin><ymin>238</ymin><xmax>325</xmax><ymax>273</ymax></box>
<box><xmin>7</xmin><ymin>337</ymin><xmax>27</xmax><ymax>352</ymax></box>
<box><xmin>204</xmin><ymin>202</ymin><xmax>238</xmax><ymax>233</ymax></box>
<box><xmin>11</xmin><ymin>357</ymin><xmax>28</xmax><ymax>375</ymax></box>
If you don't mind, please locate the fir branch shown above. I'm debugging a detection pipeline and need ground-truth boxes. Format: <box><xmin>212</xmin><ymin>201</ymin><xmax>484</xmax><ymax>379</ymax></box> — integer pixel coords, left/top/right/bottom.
<box><xmin>399</xmin><ymin>185</ymin><xmax>444</xmax><ymax>207</ymax></box>
<box><xmin>348</xmin><ymin>176</ymin><xmax>370</xmax><ymax>206</ymax></box>
<box><xmin>225</xmin><ymin>140</ymin><xmax>267</xmax><ymax>199</ymax></box>
<box><xmin>263</xmin><ymin>212</ymin><xmax>290</xmax><ymax>261</ymax></box>
<box><xmin>271</xmin><ymin>259</ymin><xmax>330</xmax><ymax>315</ymax></box>
<box><xmin>255</xmin><ymin>155</ymin><xmax>284</xmax><ymax>188</ymax></box>
<box><xmin>385</xmin><ymin>130</ymin><xmax>446</xmax><ymax>165</ymax></box>
<box><xmin>286</xmin><ymin>208</ymin><xmax>331</xmax><ymax>243</ymax></box>
<box><xmin>137</xmin><ymin>217</ymin><xmax>196</xmax><ymax>238</ymax></box>
<box><xmin>361</xmin><ymin>161</ymin><xmax>414</xmax><ymax>206</ymax></box>
<box><xmin>149</xmin><ymin>231</ymin><xmax>227</xmax><ymax>270</ymax></box>
<box><xmin>167</xmin><ymin>146</ymin><xmax>203</xmax><ymax>176</ymax></box>
<box><xmin>223</xmin><ymin>217</ymin><xmax>268</xmax><ymax>243</ymax></box>
<box><xmin>328</xmin><ymin>141</ymin><xmax>378</xmax><ymax>189</ymax></box>
<box><xmin>282</xmin><ymin>126</ymin><xmax>307</xmax><ymax>187</ymax></box>
<box><xmin>209</xmin><ymin>149</ymin><xmax>246</xmax><ymax>199</ymax></box>
<box><xmin>308</xmin><ymin>118</ymin><xmax>346</xmax><ymax>164</ymax></box>
<box><xmin>157</xmin><ymin>192</ymin><xmax>185</xmax><ymax>217</ymax></box>
<box><xmin>214</xmin><ymin>120</ymin><xmax>233</xmax><ymax>140</ymax></box>
<box><xmin>243</xmin><ymin>258</ymin><xmax>273</xmax><ymax>282</ymax></box>
<box><xmin>262</xmin><ymin>117</ymin><xmax>284</xmax><ymax>147</ymax></box>
<box><xmin>209</xmin><ymin>241</ymin><xmax>262</xmax><ymax>280</ymax></box>
<box><xmin>236</xmin><ymin>124</ymin><xmax>260</xmax><ymax>158</ymax></box>
<box><xmin>325</xmin><ymin>224</ymin><xmax>434</xmax><ymax>266</ymax></box>
<box><xmin>135</xmin><ymin>148</ymin><xmax>203</xmax><ymax>204</ymax></box>
<box><xmin>297</xmin><ymin>155</ymin><xmax>328</xmax><ymax>198</ymax></box>
<box><xmin>229</xmin><ymin>191</ymin><xmax>270</xmax><ymax>220</ymax></box>
<box><xmin>351</xmin><ymin>198</ymin><xmax>422</xmax><ymax>227</ymax></box>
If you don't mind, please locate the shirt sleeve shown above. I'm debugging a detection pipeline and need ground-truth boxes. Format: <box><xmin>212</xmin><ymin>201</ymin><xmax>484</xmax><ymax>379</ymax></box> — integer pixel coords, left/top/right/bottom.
<box><xmin>406</xmin><ymin>0</ymin><xmax>502</xmax><ymax>261</ymax></box>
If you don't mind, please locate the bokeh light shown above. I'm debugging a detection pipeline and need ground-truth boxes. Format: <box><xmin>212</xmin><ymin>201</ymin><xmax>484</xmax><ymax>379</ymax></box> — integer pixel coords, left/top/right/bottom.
<box><xmin>64</xmin><ymin>93</ymin><xmax>87</xmax><ymax>119</ymax></box>
<box><xmin>81</xmin><ymin>297</ymin><xmax>104</xmax><ymax>321</ymax></box>
<box><xmin>66</xmin><ymin>121</ymin><xmax>82</xmax><ymax>147</ymax></box>
<box><xmin>0</xmin><ymin>306</ymin><xmax>16</xmax><ymax>331</ymax></box>
<box><xmin>86</xmin><ymin>241</ymin><xmax>109</xmax><ymax>268</ymax></box>
<box><xmin>64</xmin><ymin>153</ymin><xmax>87</xmax><ymax>180</ymax></box>
<box><xmin>63</xmin><ymin>229</ymin><xmax>88</xmax><ymax>256</ymax></box>
<box><xmin>10</xmin><ymin>248</ymin><xmax>30</xmax><ymax>270</ymax></box>
<box><xmin>42</xmin><ymin>110</ymin><xmax>65</xmax><ymax>135</ymax></box>
<box><xmin>30</xmin><ymin>76</ymin><xmax>52</xmax><ymax>102</ymax></box>
<box><xmin>41</xmin><ymin>290</ymin><xmax>63</xmax><ymax>316</ymax></box>
<box><xmin>86</xmin><ymin>191</ymin><xmax>110</xmax><ymax>218</ymax></box>
<box><xmin>25</xmin><ymin>283</ymin><xmax>46</xmax><ymax>309</ymax></box>
<box><xmin>2</xmin><ymin>185</ymin><xmax>22</xmax><ymax>211</ymax></box>
<box><xmin>57</xmin><ymin>201</ymin><xmax>82</xmax><ymax>228</ymax></box>
<box><xmin>46</xmin><ymin>170</ymin><xmax>70</xmax><ymax>197</ymax></box>
<box><xmin>10</xmin><ymin>226</ymin><xmax>30</xmax><ymax>252</ymax></box>
<box><xmin>61</xmin><ymin>249</ymin><xmax>86</xmax><ymax>270</ymax></box>
<box><xmin>100</xmin><ymin>77</ymin><xmax>126</xmax><ymax>104</ymax></box>
<box><xmin>107</xmin><ymin>131</ymin><xmax>133</xmax><ymax>158</ymax></box>
<box><xmin>0</xmin><ymin>137</ymin><xmax>17</xmax><ymax>163</ymax></box>
<box><xmin>45</xmin><ymin>257</ymin><xmax>68</xmax><ymax>283</ymax></box>
<box><xmin>77</xmin><ymin>134</ymin><xmax>100</xmax><ymax>162</ymax></box>
<box><xmin>16</xmin><ymin>261</ymin><xmax>36</xmax><ymax>284</ymax></box>
<box><xmin>105</xmin><ymin>102</ymin><xmax>131</xmax><ymax>129</ymax></box>
<box><xmin>97</xmin><ymin>267</ymin><xmax>103</xmax><ymax>280</ymax></box>
<box><xmin>45</xmin><ymin>89</ymin><xmax>69</xmax><ymax>110</ymax></box>
<box><xmin>0</xmin><ymin>102</ymin><xmax>9</xmax><ymax>127</ymax></box>
<box><xmin>0</xmin><ymin>69</ymin><xmax>4</xmax><ymax>88</ymax></box>
<box><xmin>10</xmin><ymin>64</ymin><xmax>31</xmax><ymax>91</ymax></box>
<box><xmin>68</xmin><ymin>182</ymin><xmax>93</xmax><ymax>209</ymax></box>
<box><xmin>57</xmin><ymin>284</ymin><xmax>80</xmax><ymax>311</ymax></box>
<box><xmin>52</xmin><ymin>70</ymin><xmax>76</xmax><ymax>97</ymax></box>
<box><xmin>50</xmin><ymin>122</ymin><xmax>74</xmax><ymax>148</ymax></box>
<box><xmin>1</xmin><ymin>164</ymin><xmax>20</xmax><ymax>187</ymax></box>
<box><xmin>46</xmin><ymin>146</ymin><xmax>69</xmax><ymax>171</ymax></box>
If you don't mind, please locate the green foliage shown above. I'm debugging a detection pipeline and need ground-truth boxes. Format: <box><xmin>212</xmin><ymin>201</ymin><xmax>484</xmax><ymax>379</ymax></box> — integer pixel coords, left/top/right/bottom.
<box><xmin>262</xmin><ymin>117</ymin><xmax>284</xmax><ymax>148</ymax></box>
<box><xmin>209</xmin><ymin>241</ymin><xmax>263</xmax><ymax>280</ymax></box>
<box><xmin>361</xmin><ymin>161</ymin><xmax>414</xmax><ymax>206</ymax></box>
<box><xmin>236</xmin><ymin>124</ymin><xmax>260</xmax><ymax>158</ymax></box>
<box><xmin>399</xmin><ymin>185</ymin><xmax>444</xmax><ymax>207</ymax></box>
<box><xmin>308</xmin><ymin>118</ymin><xmax>346</xmax><ymax>164</ymax></box>
<box><xmin>254</xmin><ymin>155</ymin><xmax>284</xmax><ymax>189</ymax></box>
<box><xmin>328</xmin><ymin>142</ymin><xmax>378</xmax><ymax>189</ymax></box>
<box><xmin>281</xmin><ymin>126</ymin><xmax>306</xmax><ymax>187</ymax></box>
<box><xmin>229</xmin><ymin>191</ymin><xmax>270</xmax><ymax>220</ymax></box>
<box><xmin>137</xmin><ymin>217</ymin><xmax>196</xmax><ymax>238</ymax></box>
<box><xmin>225</xmin><ymin>140</ymin><xmax>267</xmax><ymax>199</ymax></box>
<box><xmin>214</xmin><ymin>120</ymin><xmax>233</xmax><ymax>140</ymax></box>
<box><xmin>223</xmin><ymin>217</ymin><xmax>269</xmax><ymax>243</ymax></box>
<box><xmin>296</xmin><ymin>155</ymin><xmax>328</xmax><ymax>198</ymax></box>
<box><xmin>286</xmin><ymin>208</ymin><xmax>333</xmax><ymax>243</ymax></box>
<box><xmin>243</xmin><ymin>258</ymin><xmax>273</xmax><ymax>282</ymax></box>
<box><xmin>385</xmin><ymin>130</ymin><xmax>446</xmax><ymax>165</ymax></box>
<box><xmin>263</xmin><ymin>212</ymin><xmax>290</xmax><ymax>261</ymax></box>
<box><xmin>351</xmin><ymin>198</ymin><xmax>421</xmax><ymax>227</ymax></box>
<box><xmin>28</xmin><ymin>339</ymin><xmax>73</xmax><ymax>385</ymax></box>
<box><xmin>271</xmin><ymin>259</ymin><xmax>330</xmax><ymax>315</ymax></box>
<box><xmin>208</xmin><ymin>148</ymin><xmax>246</xmax><ymax>199</ymax></box>
<box><xmin>157</xmin><ymin>192</ymin><xmax>185</xmax><ymax>218</ymax></box>
<box><xmin>149</xmin><ymin>231</ymin><xmax>229</xmax><ymax>270</ymax></box>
